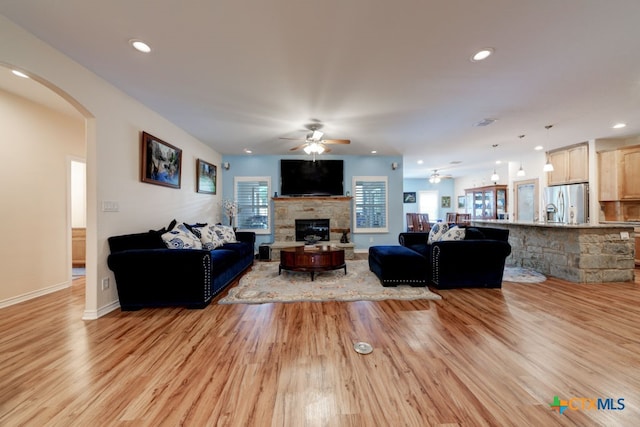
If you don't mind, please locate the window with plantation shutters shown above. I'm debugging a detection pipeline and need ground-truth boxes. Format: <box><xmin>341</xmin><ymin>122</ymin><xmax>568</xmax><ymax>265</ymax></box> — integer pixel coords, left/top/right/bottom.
<box><xmin>352</xmin><ymin>176</ymin><xmax>388</xmax><ymax>233</ymax></box>
<box><xmin>234</xmin><ymin>176</ymin><xmax>271</xmax><ymax>234</ymax></box>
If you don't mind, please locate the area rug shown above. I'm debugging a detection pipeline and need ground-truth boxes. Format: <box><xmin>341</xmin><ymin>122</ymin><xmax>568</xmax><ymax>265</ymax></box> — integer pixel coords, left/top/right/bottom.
<box><xmin>503</xmin><ymin>266</ymin><xmax>546</xmax><ymax>283</ymax></box>
<box><xmin>219</xmin><ymin>260</ymin><xmax>442</xmax><ymax>304</ymax></box>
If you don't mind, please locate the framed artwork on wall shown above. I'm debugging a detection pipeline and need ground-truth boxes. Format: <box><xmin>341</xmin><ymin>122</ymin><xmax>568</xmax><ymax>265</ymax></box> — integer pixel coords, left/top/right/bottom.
<box><xmin>141</xmin><ymin>131</ymin><xmax>182</xmax><ymax>189</ymax></box>
<box><xmin>196</xmin><ymin>159</ymin><xmax>217</xmax><ymax>194</ymax></box>
<box><xmin>403</xmin><ymin>192</ymin><xmax>416</xmax><ymax>203</ymax></box>
<box><xmin>458</xmin><ymin>195</ymin><xmax>466</xmax><ymax>209</ymax></box>
<box><xmin>441</xmin><ymin>196</ymin><xmax>451</xmax><ymax>208</ymax></box>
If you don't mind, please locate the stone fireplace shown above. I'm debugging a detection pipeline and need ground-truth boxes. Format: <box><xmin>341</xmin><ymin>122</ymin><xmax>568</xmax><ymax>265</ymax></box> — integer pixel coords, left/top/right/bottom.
<box><xmin>270</xmin><ymin>196</ymin><xmax>354</xmax><ymax>260</ymax></box>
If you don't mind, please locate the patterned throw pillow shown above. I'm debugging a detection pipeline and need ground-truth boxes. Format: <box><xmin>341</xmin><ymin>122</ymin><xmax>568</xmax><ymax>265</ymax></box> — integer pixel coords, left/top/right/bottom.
<box><xmin>438</xmin><ymin>225</ymin><xmax>466</xmax><ymax>241</ymax></box>
<box><xmin>427</xmin><ymin>222</ymin><xmax>449</xmax><ymax>244</ymax></box>
<box><xmin>199</xmin><ymin>224</ymin><xmax>226</xmax><ymax>250</ymax></box>
<box><xmin>161</xmin><ymin>223</ymin><xmax>203</xmax><ymax>249</ymax></box>
<box><xmin>214</xmin><ymin>224</ymin><xmax>237</xmax><ymax>244</ymax></box>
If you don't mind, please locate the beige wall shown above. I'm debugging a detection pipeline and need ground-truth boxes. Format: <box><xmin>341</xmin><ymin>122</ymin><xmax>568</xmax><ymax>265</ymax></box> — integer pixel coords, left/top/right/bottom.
<box><xmin>0</xmin><ymin>89</ymin><xmax>85</xmax><ymax>303</ymax></box>
<box><xmin>1</xmin><ymin>15</ymin><xmax>224</xmax><ymax>317</ymax></box>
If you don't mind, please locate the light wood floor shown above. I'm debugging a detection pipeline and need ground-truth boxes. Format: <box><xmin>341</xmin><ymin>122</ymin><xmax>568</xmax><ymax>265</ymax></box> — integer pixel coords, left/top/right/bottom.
<box><xmin>1</xmin><ymin>266</ymin><xmax>639</xmax><ymax>427</ymax></box>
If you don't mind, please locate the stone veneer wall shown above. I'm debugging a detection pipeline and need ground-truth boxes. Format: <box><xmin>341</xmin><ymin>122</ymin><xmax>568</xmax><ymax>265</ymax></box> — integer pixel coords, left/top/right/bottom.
<box><xmin>482</xmin><ymin>222</ymin><xmax>635</xmax><ymax>283</ymax></box>
<box><xmin>273</xmin><ymin>197</ymin><xmax>351</xmax><ymax>242</ymax></box>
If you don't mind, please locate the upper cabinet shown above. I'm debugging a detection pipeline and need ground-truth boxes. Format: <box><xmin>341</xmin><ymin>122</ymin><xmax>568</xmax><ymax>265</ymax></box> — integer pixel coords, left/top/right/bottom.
<box><xmin>598</xmin><ymin>144</ymin><xmax>640</xmax><ymax>201</ymax></box>
<box><xmin>547</xmin><ymin>143</ymin><xmax>589</xmax><ymax>186</ymax></box>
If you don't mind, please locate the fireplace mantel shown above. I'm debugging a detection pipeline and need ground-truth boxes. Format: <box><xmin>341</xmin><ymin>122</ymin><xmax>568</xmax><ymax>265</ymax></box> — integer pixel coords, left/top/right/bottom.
<box><xmin>273</xmin><ymin>196</ymin><xmax>352</xmax><ymax>202</ymax></box>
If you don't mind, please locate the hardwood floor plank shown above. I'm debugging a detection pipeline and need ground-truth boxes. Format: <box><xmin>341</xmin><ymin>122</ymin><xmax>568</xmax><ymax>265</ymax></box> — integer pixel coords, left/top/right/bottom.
<box><xmin>1</xmin><ymin>273</ymin><xmax>639</xmax><ymax>426</ymax></box>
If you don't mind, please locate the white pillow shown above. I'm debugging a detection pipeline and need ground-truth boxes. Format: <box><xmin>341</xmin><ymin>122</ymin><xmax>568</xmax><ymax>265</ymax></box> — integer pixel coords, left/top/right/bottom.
<box><xmin>199</xmin><ymin>224</ymin><xmax>225</xmax><ymax>250</ymax></box>
<box><xmin>438</xmin><ymin>225</ymin><xmax>466</xmax><ymax>242</ymax></box>
<box><xmin>427</xmin><ymin>222</ymin><xmax>449</xmax><ymax>244</ymax></box>
<box><xmin>161</xmin><ymin>223</ymin><xmax>203</xmax><ymax>249</ymax></box>
<box><xmin>214</xmin><ymin>224</ymin><xmax>237</xmax><ymax>243</ymax></box>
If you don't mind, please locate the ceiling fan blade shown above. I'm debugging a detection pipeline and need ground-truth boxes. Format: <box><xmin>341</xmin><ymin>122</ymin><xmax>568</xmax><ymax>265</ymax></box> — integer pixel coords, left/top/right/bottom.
<box><xmin>289</xmin><ymin>144</ymin><xmax>307</xmax><ymax>151</ymax></box>
<box><xmin>322</xmin><ymin>146</ymin><xmax>332</xmax><ymax>153</ymax></box>
<box><xmin>322</xmin><ymin>139</ymin><xmax>350</xmax><ymax>145</ymax></box>
<box><xmin>279</xmin><ymin>137</ymin><xmax>305</xmax><ymax>141</ymax></box>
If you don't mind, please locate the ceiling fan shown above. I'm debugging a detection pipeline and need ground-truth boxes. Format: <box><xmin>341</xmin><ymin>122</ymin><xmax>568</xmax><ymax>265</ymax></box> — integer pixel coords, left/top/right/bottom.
<box><xmin>428</xmin><ymin>169</ymin><xmax>452</xmax><ymax>183</ymax></box>
<box><xmin>280</xmin><ymin>123</ymin><xmax>350</xmax><ymax>157</ymax></box>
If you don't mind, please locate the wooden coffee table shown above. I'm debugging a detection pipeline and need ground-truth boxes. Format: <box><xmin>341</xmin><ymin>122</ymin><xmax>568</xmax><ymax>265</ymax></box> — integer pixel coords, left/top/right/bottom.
<box><xmin>279</xmin><ymin>246</ymin><xmax>346</xmax><ymax>281</ymax></box>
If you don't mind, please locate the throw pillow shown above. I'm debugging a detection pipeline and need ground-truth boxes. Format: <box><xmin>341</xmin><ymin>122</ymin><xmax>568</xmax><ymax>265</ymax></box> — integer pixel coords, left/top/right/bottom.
<box><xmin>161</xmin><ymin>223</ymin><xmax>203</xmax><ymax>249</ymax></box>
<box><xmin>214</xmin><ymin>224</ymin><xmax>237</xmax><ymax>244</ymax></box>
<box><xmin>464</xmin><ymin>227</ymin><xmax>486</xmax><ymax>240</ymax></box>
<box><xmin>428</xmin><ymin>222</ymin><xmax>449</xmax><ymax>244</ymax></box>
<box><xmin>199</xmin><ymin>224</ymin><xmax>225</xmax><ymax>250</ymax></box>
<box><xmin>438</xmin><ymin>225</ymin><xmax>466</xmax><ymax>241</ymax></box>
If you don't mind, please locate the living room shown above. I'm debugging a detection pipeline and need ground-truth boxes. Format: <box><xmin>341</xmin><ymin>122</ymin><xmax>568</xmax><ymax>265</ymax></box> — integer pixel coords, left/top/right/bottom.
<box><xmin>0</xmin><ymin>0</ymin><xmax>640</xmax><ymax>425</ymax></box>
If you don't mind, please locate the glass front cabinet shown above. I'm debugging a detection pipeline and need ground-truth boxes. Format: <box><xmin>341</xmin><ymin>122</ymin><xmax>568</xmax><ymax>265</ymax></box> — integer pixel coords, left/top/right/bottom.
<box><xmin>464</xmin><ymin>185</ymin><xmax>508</xmax><ymax>220</ymax></box>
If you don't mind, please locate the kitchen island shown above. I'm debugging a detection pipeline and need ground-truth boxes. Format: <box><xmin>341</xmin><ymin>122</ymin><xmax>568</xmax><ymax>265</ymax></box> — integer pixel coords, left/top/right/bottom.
<box><xmin>472</xmin><ymin>220</ymin><xmax>635</xmax><ymax>283</ymax></box>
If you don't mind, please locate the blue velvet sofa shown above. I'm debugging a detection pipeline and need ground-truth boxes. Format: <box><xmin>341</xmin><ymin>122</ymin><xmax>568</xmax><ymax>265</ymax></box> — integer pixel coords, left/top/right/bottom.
<box><xmin>107</xmin><ymin>225</ymin><xmax>255</xmax><ymax>310</ymax></box>
<box><xmin>398</xmin><ymin>226</ymin><xmax>511</xmax><ymax>289</ymax></box>
<box><xmin>369</xmin><ymin>226</ymin><xmax>511</xmax><ymax>289</ymax></box>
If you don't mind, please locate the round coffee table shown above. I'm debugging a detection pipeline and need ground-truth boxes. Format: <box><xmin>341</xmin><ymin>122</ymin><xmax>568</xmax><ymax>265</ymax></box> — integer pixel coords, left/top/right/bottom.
<box><xmin>279</xmin><ymin>246</ymin><xmax>346</xmax><ymax>281</ymax></box>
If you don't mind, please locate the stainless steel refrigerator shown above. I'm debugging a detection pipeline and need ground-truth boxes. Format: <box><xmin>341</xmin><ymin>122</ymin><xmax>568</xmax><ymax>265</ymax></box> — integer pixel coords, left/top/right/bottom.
<box><xmin>544</xmin><ymin>183</ymin><xmax>589</xmax><ymax>224</ymax></box>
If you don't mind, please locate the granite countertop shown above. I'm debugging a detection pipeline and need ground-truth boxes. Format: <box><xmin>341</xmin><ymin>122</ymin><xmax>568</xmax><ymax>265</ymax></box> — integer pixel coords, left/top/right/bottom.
<box><xmin>471</xmin><ymin>219</ymin><xmax>635</xmax><ymax>229</ymax></box>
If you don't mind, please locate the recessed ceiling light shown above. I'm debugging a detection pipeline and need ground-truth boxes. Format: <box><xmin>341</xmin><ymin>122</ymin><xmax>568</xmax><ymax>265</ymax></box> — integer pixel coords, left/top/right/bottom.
<box><xmin>371</xmin><ymin>150</ymin><xmax>377</xmax><ymax>154</ymax></box>
<box><xmin>130</xmin><ymin>39</ymin><xmax>151</xmax><ymax>53</ymax></box>
<box><xmin>243</xmin><ymin>149</ymin><xmax>252</xmax><ymax>154</ymax></box>
<box><xmin>11</xmin><ymin>70</ymin><xmax>29</xmax><ymax>79</ymax></box>
<box><xmin>471</xmin><ymin>48</ymin><xmax>494</xmax><ymax>62</ymax></box>
<box><xmin>495</xmin><ymin>160</ymin><xmax>502</xmax><ymax>165</ymax></box>
<box><xmin>417</xmin><ymin>160</ymin><xmax>424</xmax><ymax>164</ymax></box>
<box><xmin>613</xmin><ymin>123</ymin><xmax>627</xmax><ymax>129</ymax></box>
<box><xmin>534</xmin><ymin>145</ymin><xmax>544</xmax><ymax>151</ymax></box>
<box><xmin>450</xmin><ymin>161</ymin><xmax>462</xmax><ymax>165</ymax></box>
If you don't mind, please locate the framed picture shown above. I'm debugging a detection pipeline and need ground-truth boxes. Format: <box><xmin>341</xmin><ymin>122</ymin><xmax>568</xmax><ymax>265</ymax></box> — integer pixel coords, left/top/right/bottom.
<box><xmin>196</xmin><ymin>159</ymin><xmax>217</xmax><ymax>194</ymax></box>
<box><xmin>441</xmin><ymin>196</ymin><xmax>451</xmax><ymax>208</ymax></box>
<box><xmin>403</xmin><ymin>192</ymin><xmax>416</xmax><ymax>203</ymax></box>
<box><xmin>141</xmin><ymin>132</ymin><xmax>182</xmax><ymax>189</ymax></box>
<box><xmin>458</xmin><ymin>195</ymin><xmax>466</xmax><ymax>209</ymax></box>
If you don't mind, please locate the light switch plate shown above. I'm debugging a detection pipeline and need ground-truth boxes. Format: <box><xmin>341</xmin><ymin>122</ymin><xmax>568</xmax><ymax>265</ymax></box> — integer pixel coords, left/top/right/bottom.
<box><xmin>102</xmin><ymin>201</ymin><xmax>119</xmax><ymax>212</ymax></box>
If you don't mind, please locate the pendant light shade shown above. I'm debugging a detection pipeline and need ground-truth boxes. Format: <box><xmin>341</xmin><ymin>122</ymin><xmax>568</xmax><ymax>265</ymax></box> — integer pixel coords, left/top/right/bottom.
<box><xmin>517</xmin><ymin>164</ymin><xmax>526</xmax><ymax>177</ymax></box>
<box><xmin>543</xmin><ymin>125</ymin><xmax>554</xmax><ymax>172</ymax></box>
<box><xmin>490</xmin><ymin>170</ymin><xmax>500</xmax><ymax>182</ymax></box>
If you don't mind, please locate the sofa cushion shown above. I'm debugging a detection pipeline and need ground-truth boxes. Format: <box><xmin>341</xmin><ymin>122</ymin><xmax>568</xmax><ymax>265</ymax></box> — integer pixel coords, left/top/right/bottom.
<box><xmin>198</xmin><ymin>224</ymin><xmax>226</xmax><ymax>250</ymax></box>
<box><xmin>219</xmin><ymin>241</ymin><xmax>253</xmax><ymax>258</ymax></box>
<box><xmin>161</xmin><ymin>223</ymin><xmax>203</xmax><ymax>249</ymax></box>
<box><xmin>439</xmin><ymin>225</ymin><xmax>465</xmax><ymax>241</ymax></box>
<box><xmin>107</xmin><ymin>231</ymin><xmax>166</xmax><ymax>253</ymax></box>
<box><xmin>214</xmin><ymin>224</ymin><xmax>237</xmax><ymax>243</ymax></box>
<box><xmin>464</xmin><ymin>227</ymin><xmax>486</xmax><ymax>240</ymax></box>
<box><xmin>428</xmin><ymin>222</ymin><xmax>449</xmax><ymax>244</ymax></box>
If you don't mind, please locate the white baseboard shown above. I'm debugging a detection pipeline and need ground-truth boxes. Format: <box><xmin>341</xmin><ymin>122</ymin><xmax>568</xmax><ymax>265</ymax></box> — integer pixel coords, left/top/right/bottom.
<box><xmin>0</xmin><ymin>281</ymin><xmax>71</xmax><ymax>309</ymax></box>
<box><xmin>82</xmin><ymin>300</ymin><xmax>120</xmax><ymax>320</ymax></box>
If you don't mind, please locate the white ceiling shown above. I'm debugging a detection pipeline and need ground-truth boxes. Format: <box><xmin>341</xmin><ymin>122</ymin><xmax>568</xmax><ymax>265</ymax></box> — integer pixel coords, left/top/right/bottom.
<box><xmin>2</xmin><ymin>0</ymin><xmax>640</xmax><ymax>178</ymax></box>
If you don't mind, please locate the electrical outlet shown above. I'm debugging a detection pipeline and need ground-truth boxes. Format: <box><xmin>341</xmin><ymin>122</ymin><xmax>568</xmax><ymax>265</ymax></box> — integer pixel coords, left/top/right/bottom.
<box><xmin>101</xmin><ymin>277</ymin><xmax>110</xmax><ymax>290</ymax></box>
<box><xmin>620</xmin><ymin>231</ymin><xmax>630</xmax><ymax>240</ymax></box>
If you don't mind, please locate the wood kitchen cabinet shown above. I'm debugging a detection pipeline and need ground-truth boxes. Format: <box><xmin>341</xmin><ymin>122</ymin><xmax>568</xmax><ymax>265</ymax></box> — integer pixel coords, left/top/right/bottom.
<box><xmin>465</xmin><ymin>185</ymin><xmax>507</xmax><ymax>220</ymax></box>
<box><xmin>598</xmin><ymin>144</ymin><xmax>640</xmax><ymax>201</ymax></box>
<box><xmin>72</xmin><ymin>227</ymin><xmax>86</xmax><ymax>267</ymax></box>
<box><xmin>620</xmin><ymin>146</ymin><xmax>640</xmax><ymax>199</ymax></box>
<box><xmin>547</xmin><ymin>143</ymin><xmax>589</xmax><ymax>185</ymax></box>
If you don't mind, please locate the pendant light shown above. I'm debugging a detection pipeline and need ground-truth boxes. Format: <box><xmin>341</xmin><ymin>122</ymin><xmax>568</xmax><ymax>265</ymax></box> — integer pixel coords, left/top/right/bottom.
<box><xmin>516</xmin><ymin>134</ymin><xmax>526</xmax><ymax>176</ymax></box>
<box><xmin>543</xmin><ymin>125</ymin><xmax>555</xmax><ymax>172</ymax></box>
<box><xmin>491</xmin><ymin>169</ymin><xmax>500</xmax><ymax>183</ymax></box>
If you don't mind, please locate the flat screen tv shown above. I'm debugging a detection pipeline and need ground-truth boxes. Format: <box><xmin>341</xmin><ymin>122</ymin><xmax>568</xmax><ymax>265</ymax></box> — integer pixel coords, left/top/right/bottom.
<box><xmin>280</xmin><ymin>159</ymin><xmax>344</xmax><ymax>196</ymax></box>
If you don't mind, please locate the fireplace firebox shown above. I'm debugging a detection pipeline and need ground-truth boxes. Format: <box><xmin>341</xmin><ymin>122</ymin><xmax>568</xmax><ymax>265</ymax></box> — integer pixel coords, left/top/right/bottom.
<box><xmin>295</xmin><ymin>219</ymin><xmax>330</xmax><ymax>243</ymax></box>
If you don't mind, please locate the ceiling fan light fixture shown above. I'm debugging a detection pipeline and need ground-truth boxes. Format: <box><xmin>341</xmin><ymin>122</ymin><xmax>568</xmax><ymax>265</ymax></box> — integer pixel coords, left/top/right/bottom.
<box><xmin>310</xmin><ymin>130</ymin><xmax>324</xmax><ymax>141</ymax></box>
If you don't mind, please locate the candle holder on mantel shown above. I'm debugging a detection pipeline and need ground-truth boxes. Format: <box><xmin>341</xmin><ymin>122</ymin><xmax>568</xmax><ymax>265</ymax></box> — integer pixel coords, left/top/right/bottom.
<box><xmin>340</xmin><ymin>228</ymin><xmax>350</xmax><ymax>244</ymax></box>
